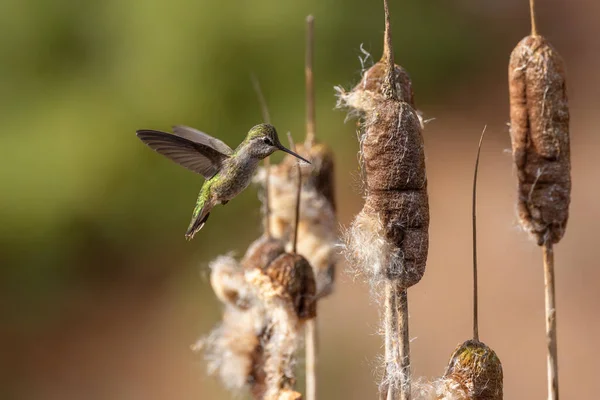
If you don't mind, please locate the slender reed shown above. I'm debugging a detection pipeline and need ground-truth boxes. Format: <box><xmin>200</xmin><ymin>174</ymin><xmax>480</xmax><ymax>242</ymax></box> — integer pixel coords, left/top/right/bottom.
<box><xmin>543</xmin><ymin>243</ymin><xmax>558</xmax><ymax>400</ymax></box>
<box><xmin>305</xmin><ymin>15</ymin><xmax>316</xmax><ymax>149</ymax></box>
<box><xmin>471</xmin><ymin>128</ymin><xmax>485</xmax><ymax>342</ymax></box>
<box><xmin>304</xmin><ymin>16</ymin><xmax>318</xmax><ymax>400</ymax></box>
<box><xmin>529</xmin><ymin>0</ymin><xmax>538</xmax><ymax>37</ymax></box>
<box><xmin>509</xmin><ymin>2</ymin><xmax>571</xmax><ymax>399</ymax></box>
<box><xmin>440</xmin><ymin>129</ymin><xmax>503</xmax><ymax>400</ymax></box>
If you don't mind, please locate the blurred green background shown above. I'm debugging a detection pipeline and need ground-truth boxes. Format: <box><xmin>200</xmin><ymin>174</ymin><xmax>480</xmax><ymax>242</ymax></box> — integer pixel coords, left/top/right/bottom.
<box><xmin>2</xmin><ymin>0</ymin><xmax>599</xmax><ymax>399</ymax></box>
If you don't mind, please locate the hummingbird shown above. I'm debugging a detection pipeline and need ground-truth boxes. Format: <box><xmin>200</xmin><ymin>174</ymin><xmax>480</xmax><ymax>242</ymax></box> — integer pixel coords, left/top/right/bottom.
<box><xmin>136</xmin><ymin>123</ymin><xmax>310</xmax><ymax>240</ymax></box>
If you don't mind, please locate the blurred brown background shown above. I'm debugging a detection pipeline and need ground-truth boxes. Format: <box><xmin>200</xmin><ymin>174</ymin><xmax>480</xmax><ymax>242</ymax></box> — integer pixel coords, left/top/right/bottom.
<box><xmin>1</xmin><ymin>0</ymin><xmax>598</xmax><ymax>399</ymax></box>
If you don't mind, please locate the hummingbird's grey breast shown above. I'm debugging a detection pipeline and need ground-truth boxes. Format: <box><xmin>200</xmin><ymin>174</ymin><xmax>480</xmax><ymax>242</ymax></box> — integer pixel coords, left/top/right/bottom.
<box><xmin>212</xmin><ymin>147</ymin><xmax>261</xmax><ymax>202</ymax></box>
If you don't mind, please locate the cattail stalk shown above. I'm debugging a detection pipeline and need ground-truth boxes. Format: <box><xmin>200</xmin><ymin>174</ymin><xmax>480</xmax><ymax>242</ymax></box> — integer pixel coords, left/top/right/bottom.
<box><xmin>509</xmin><ymin>1</ymin><xmax>570</xmax><ymax>399</ymax></box>
<box><xmin>471</xmin><ymin>128</ymin><xmax>485</xmax><ymax>342</ymax></box>
<box><xmin>439</xmin><ymin>130</ymin><xmax>503</xmax><ymax>399</ymax></box>
<box><xmin>304</xmin><ymin>16</ymin><xmax>318</xmax><ymax>400</ymax></box>
<box><xmin>305</xmin><ymin>15</ymin><xmax>316</xmax><ymax>149</ymax></box>
<box><xmin>543</xmin><ymin>243</ymin><xmax>558</xmax><ymax>400</ymax></box>
<box><xmin>382</xmin><ymin>1</ymin><xmax>412</xmax><ymax>398</ymax></box>
<box><xmin>529</xmin><ymin>0</ymin><xmax>538</xmax><ymax>37</ymax></box>
<box><xmin>340</xmin><ymin>0</ymin><xmax>428</xmax><ymax>398</ymax></box>
<box><xmin>397</xmin><ymin>289</ymin><xmax>410</xmax><ymax>400</ymax></box>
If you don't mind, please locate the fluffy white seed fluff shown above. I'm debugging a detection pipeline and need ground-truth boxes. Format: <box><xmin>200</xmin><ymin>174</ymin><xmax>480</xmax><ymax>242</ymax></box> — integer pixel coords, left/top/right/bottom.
<box><xmin>344</xmin><ymin>209</ymin><xmax>399</xmax><ymax>282</ymax></box>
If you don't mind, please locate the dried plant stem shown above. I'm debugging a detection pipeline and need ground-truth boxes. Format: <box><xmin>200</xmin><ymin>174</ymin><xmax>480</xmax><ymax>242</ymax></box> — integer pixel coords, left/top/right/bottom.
<box><xmin>397</xmin><ymin>288</ymin><xmax>410</xmax><ymax>400</ymax></box>
<box><xmin>287</xmin><ymin>133</ymin><xmax>302</xmax><ymax>254</ymax></box>
<box><xmin>305</xmin><ymin>319</ymin><xmax>318</xmax><ymax>400</ymax></box>
<box><xmin>472</xmin><ymin>128</ymin><xmax>486</xmax><ymax>342</ymax></box>
<box><xmin>305</xmin><ymin>15</ymin><xmax>316</xmax><ymax>148</ymax></box>
<box><xmin>304</xmin><ymin>16</ymin><xmax>318</xmax><ymax>400</ymax></box>
<box><xmin>384</xmin><ymin>281</ymin><xmax>399</xmax><ymax>400</ymax></box>
<box><xmin>529</xmin><ymin>0</ymin><xmax>538</xmax><ymax>36</ymax></box>
<box><xmin>251</xmin><ymin>74</ymin><xmax>273</xmax><ymax>238</ymax></box>
<box><xmin>264</xmin><ymin>157</ymin><xmax>272</xmax><ymax>238</ymax></box>
<box><xmin>382</xmin><ymin>0</ymin><xmax>397</xmax><ymax>100</ymax></box>
<box><xmin>543</xmin><ymin>242</ymin><xmax>559</xmax><ymax>400</ymax></box>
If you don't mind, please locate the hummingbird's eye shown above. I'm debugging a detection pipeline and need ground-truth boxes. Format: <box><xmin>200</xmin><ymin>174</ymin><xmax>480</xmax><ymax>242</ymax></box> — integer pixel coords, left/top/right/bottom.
<box><xmin>263</xmin><ymin>137</ymin><xmax>273</xmax><ymax>146</ymax></box>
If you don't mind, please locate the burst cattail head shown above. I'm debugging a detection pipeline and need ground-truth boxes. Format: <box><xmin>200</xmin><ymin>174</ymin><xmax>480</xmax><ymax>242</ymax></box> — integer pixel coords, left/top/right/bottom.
<box><xmin>241</xmin><ymin>234</ymin><xmax>286</xmax><ymax>271</ymax></box>
<box><xmin>195</xmin><ymin>304</ymin><xmax>268</xmax><ymax>393</ymax></box>
<box><xmin>508</xmin><ymin>35</ymin><xmax>570</xmax><ymax>245</ymax></box>
<box><xmin>209</xmin><ymin>255</ymin><xmax>252</xmax><ymax>309</ymax></box>
<box><xmin>263</xmin><ymin>144</ymin><xmax>338</xmax><ymax>298</ymax></box>
<box><xmin>278</xmin><ymin>142</ymin><xmax>336</xmax><ymax>211</ymax></box>
<box><xmin>338</xmin><ymin>61</ymin><xmax>415</xmax><ymax>113</ymax></box>
<box><xmin>442</xmin><ymin>340</ymin><xmax>503</xmax><ymax>400</ymax></box>
<box><xmin>345</xmin><ymin>98</ymin><xmax>429</xmax><ymax>287</ymax></box>
<box><xmin>363</xmin><ymin>100</ymin><xmax>425</xmax><ymax>191</ymax></box>
<box><xmin>247</xmin><ymin>252</ymin><xmax>317</xmax><ymax>320</ymax></box>
<box><xmin>340</xmin><ymin>0</ymin><xmax>429</xmax><ymax>289</ymax></box>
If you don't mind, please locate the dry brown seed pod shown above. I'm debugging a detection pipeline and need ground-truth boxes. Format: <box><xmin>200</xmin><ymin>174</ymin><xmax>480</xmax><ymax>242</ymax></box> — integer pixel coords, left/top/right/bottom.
<box><xmin>508</xmin><ymin>35</ymin><xmax>571</xmax><ymax>245</ymax></box>
<box><xmin>442</xmin><ymin>340</ymin><xmax>503</xmax><ymax>400</ymax></box>
<box><xmin>245</xmin><ymin>253</ymin><xmax>315</xmax><ymax>400</ymax></box>
<box><xmin>335</xmin><ymin>0</ymin><xmax>416</xmax><ymax>116</ymax></box>
<box><xmin>241</xmin><ymin>233</ymin><xmax>286</xmax><ymax>271</ymax></box>
<box><xmin>346</xmin><ymin>99</ymin><xmax>429</xmax><ymax>287</ymax></box>
<box><xmin>363</xmin><ymin>100</ymin><xmax>426</xmax><ymax>191</ymax></box>
<box><xmin>247</xmin><ymin>252</ymin><xmax>317</xmax><ymax>320</ymax></box>
<box><xmin>338</xmin><ymin>61</ymin><xmax>415</xmax><ymax>113</ymax></box>
<box><xmin>266</xmin><ymin>142</ymin><xmax>338</xmax><ymax>298</ymax></box>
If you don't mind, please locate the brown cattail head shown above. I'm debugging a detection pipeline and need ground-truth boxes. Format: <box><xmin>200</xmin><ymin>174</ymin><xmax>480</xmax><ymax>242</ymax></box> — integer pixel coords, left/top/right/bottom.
<box><xmin>245</xmin><ymin>253</ymin><xmax>315</xmax><ymax>399</ymax></box>
<box><xmin>247</xmin><ymin>253</ymin><xmax>317</xmax><ymax>320</ymax></box>
<box><xmin>339</xmin><ymin>62</ymin><xmax>415</xmax><ymax>113</ymax></box>
<box><xmin>443</xmin><ymin>340</ymin><xmax>503</xmax><ymax>400</ymax></box>
<box><xmin>261</xmin><ymin>143</ymin><xmax>338</xmax><ymax>298</ymax></box>
<box><xmin>202</xmin><ymin>235</ymin><xmax>284</xmax><ymax>397</ymax></box>
<box><xmin>241</xmin><ymin>234</ymin><xmax>286</xmax><ymax>271</ymax></box>
<box><xmin>345</xmin><ymin>98</ymin><xmax>429</xmax><ymax>287</ymax></box>
<box><xmin>509</xmin><ymin>35</ymin><xmax>571</xmax><ymax>245</ymax></box>
<box><xmin>363</xmin><ymin>100</ymin><xmax>426</xmax><ymax>191</ymax></box>
<box><xmin>340</xmin><ymin>0</ymin><xmax>429</xmax><ymax>288</ymax></box>
<box><xmin>279</xmin><ymin>142</ymin><xmax>336</xmax><ymax>211</ymax></box>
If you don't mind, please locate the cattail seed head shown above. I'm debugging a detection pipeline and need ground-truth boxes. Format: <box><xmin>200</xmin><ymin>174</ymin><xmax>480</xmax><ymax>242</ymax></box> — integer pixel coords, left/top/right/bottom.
<box><xmin>345</xmin><ymin>99</ymin><xmax>429</xmax><ymax>287</ymax></box>
<box><xmin>247</xmin><ymin>253</ymin><xmax>317</xmax><ymax>320</ymax></box>
<box><xmin>241</xmin><ymin>234</ymin><xmax>286</xmax><ymax>271</ymax></box>
<box><xmin>363</xmin><ymin>100</ymin><xmax>426</xmax><ymax>191</ymax></box>
<box><xmin>442</xmin><ymin>340</ymin><xmax>503</xmax><ymax>400</ymax></box>
<box><xmin>338</xmin><ymin>61</ymin><xmax>415</xmax><ymax>113</ymax></box>
<box><xmin>209</xmin><ymin>255</ymin><xmax>252</xmax><ymax>309</ymax></box>
<box><xmin>279</xmin><ymin>142</ymin><xmax>336</xmax><ymax>210</ymax></box>
<box><xmin>508</xmin><ymin>35</ymin><xmax>571</xmax><ymax>245</ymax></box>
<box><xmin>260</xmin><ymin>145</ymin><xmax>338</xmax><ymax>298</ymax></box>
<box><xmin>196</xmin><ymin>304</ymin><xmax>268</xmax><ymax>392</ymax></box>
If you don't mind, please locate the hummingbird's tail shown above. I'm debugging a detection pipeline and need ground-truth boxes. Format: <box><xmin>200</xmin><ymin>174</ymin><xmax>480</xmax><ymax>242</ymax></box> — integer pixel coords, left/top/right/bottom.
<box><xmin>185</xmin><ymin>186</ymin><xmax>214</xmax><ymax>240</ymax></box>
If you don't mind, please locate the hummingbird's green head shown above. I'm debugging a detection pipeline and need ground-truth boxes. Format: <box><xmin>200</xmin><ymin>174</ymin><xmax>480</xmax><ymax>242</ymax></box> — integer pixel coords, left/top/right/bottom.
<box><xmin>245</xmin><ymin>124</ymin><xmax>311</xmax><ymax>164</ymax></box>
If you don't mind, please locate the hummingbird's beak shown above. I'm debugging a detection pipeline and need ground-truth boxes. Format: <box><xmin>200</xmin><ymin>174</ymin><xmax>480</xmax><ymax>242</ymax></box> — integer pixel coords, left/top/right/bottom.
<box><xmin>278</xmin><ymin>145</ymin><xmax>311</xmax><ymax>165</ymax></box>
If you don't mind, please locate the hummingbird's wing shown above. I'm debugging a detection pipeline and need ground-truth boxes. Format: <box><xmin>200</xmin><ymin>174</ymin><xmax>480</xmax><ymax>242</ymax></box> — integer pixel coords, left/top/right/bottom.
<box><xmin>172</xmin><ymin>125</ymin><xmax>234</xmax><ymax>156</ymax></box>
<box><xmin>136</xmin><ymin>130</ymin><xmax>229</xmax><ymax>179</ymax></box>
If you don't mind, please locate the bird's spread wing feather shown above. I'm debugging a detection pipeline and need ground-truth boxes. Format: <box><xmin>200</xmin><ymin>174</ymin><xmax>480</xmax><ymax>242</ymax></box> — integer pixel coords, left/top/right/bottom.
<box><xmin>172</xmin><ymin>125</ymin><xmax>234</xmax><ymax>156</ymax></box>
<box><xmin>136</xmin><ymin>130</ymin><xmax>229</xmax><ymax>178</ymax></box>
